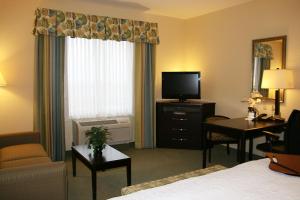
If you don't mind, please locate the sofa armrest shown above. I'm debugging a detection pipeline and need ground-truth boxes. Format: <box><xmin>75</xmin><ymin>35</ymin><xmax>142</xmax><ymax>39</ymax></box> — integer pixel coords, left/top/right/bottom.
<box><xmin>0</xmin><ymin>161</ymin><xmax>67</xmax><ymax>200</ymax></box>
<box><xmin>0</xmin><ymin>131</ymin><xmax>40</xmax><ymax>148</ymax></box>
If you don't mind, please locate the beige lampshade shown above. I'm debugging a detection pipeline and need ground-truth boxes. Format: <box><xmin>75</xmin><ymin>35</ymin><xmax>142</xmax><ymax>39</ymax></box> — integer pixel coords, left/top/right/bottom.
<box><xmin>261</xmin><ymin>69</ymin><xmax>294</xmax><ymax>89</ymax></box>
<box><xmin>0</xmin><ymin>72</ymin><xmax>7</xmax><ymax>86</ymax></box>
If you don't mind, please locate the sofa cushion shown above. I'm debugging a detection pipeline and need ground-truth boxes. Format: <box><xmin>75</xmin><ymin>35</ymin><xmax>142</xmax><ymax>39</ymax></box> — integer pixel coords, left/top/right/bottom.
<box><xmin>0</xmin><ymin>144</ymin><xmax>48</xmax><ymax>162</ymax></box>
<box><xmin>0</xmin><ymin>157</ymin><xmax>51</xmax><ymax>169</ymax></box>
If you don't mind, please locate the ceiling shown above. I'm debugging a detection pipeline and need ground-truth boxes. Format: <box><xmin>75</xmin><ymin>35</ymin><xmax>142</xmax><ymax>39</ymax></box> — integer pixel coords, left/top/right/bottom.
<box><xmin>93</xmin><ymin>0</ymin><xmax>254</xmax><ymax>19</ymax></box>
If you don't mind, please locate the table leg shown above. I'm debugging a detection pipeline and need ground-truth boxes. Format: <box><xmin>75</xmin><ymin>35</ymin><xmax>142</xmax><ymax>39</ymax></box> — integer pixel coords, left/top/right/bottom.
<box><xmin>126</xmin><ymin>160</ymin><xmax>131</xmax><ymax>186</ymax></box>
<box><xmin>72</xmin><ymin>150</ymin><xmax>76</xmax><ymax>177</ymax></box>
<box><xmin>239</xmin><ymin>136</ymin><xmax>246</xmax><ymax>163</ymax></box>
<box><xmin>202</xmin><ymin>125</ymin><xmax>207</xmax><ymax>168</ymax></box>
<box><xmin>91</xmin><ymin>168</ymin><xmax>97</xmax><ymax>200</ymax></box>
<box><xmin>236</xmin><ymin>142</ymin><xmax>240</xmax><ymax>162</ymax></box>
<box><xmin>248</xmin><ymin>138</ymin><xmax>253</xmax><ymax>161</ymax></box>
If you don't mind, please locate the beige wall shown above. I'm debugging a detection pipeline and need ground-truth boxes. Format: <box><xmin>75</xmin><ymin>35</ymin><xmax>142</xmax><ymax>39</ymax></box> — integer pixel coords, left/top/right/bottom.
<box><xmin>185</xmin><ymin>0</ymin><xmax>300</xmax><ymax>118</ymax></box>
<box><xmin>185</xmin><ymin>0</ymin><xmax>300</xmax><ymax>155</ymax></box>
<box><xmin>0</xmin><ymin>0</ymin><xmax>185</xmax><ymax>134</ymax></box>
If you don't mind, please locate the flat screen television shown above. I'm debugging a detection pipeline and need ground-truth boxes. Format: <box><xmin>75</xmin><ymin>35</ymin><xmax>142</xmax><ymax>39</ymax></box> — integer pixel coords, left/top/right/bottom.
<box><xmin>162</xmin><ymin>72</ymin><xmax>201</xmax><ymax>102</ymax></box>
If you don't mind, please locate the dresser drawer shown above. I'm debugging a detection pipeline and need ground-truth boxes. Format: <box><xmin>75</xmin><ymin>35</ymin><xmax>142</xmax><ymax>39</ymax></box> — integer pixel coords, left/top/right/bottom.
<box><xmin>160</xmin><ymin>126</ymin><xmax>192</xmax><ymax>136</ymax></box>
<box><xmin>158</xmin><ymin>134</ymin><xmax>191</xmax><ymax>148</ymax></box>
<box><xmin>156</xmin><ymin>101</ymin><xmax>215</xmax><ymax>149</ymax></box>
<box><xmin>162</xmin><ymin>112</ymin><xmax>202</xmax><ymax>127</ymax></box>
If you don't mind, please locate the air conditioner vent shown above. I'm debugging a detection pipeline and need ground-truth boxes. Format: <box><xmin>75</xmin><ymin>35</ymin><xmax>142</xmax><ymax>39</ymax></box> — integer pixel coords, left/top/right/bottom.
<box><xmin>73</xmin><ymin>117</ymin><xmax>132</xmax><ymax>145</ymax></box>
<box><xmin>79</xmin><ymin>120</ymin><xmax>118</xmax><ymax>126</ymax></box>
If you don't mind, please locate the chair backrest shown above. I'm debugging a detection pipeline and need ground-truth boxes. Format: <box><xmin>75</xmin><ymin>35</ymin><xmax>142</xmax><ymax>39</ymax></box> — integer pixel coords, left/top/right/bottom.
<box><xmin>285</xmin><ymin>109</ymin><xmax>300</xmax><ymax>154</ymax></box>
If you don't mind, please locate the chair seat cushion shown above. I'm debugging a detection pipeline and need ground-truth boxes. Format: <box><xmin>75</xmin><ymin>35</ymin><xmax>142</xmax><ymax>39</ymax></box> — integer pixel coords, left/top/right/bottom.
<box><xmin>0</xmin><ymin>144</ymin><xmax>48</xmax><ymax>162</ymax></box>
<box><xmin>0</xmin><ymin>157</ymin><xmax>51</xmax><ymax>169</ymax></box>
<box><xmin>256</xmin><ymin>141</ymin><xmax>286</xmax><ymax>153</ymax></box>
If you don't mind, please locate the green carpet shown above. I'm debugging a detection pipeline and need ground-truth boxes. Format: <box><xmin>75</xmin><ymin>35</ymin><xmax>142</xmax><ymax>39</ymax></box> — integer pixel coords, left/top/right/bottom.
<box><xmin>66</xmin><ymin>145</ymin><xmax>256</xmax><ymax>200</ymax></box>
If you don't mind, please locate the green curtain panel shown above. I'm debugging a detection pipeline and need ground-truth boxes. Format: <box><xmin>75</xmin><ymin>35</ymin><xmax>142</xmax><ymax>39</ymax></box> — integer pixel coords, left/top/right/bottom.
<box><xmin>34</xmin><ymin>35</ymin><xmax>65</xmax><ymax>161</ymax></box>
<box><xmin>134</xmin><ymin>43</ymin><xmax>156</xmax><ymax>148</ymax></box>
<box><xmin>33</xmin><ymin>8</ymin><xmax>159</xmax><ymax>44</ymax></box>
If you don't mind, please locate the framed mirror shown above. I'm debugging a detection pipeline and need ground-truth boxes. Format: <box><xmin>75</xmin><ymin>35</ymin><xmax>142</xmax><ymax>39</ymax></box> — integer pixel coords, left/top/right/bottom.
<box><xmin>252</xmin><ymin>35</ymin><xmax>287</xmax><ymax>102</ymax></box>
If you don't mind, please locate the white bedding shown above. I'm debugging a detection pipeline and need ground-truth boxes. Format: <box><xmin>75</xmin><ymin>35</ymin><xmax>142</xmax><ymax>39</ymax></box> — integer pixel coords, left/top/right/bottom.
<box><xmin>109</xmin><ymin>159</ymin><xmax>300</xmax><ymax>200</ymax></box>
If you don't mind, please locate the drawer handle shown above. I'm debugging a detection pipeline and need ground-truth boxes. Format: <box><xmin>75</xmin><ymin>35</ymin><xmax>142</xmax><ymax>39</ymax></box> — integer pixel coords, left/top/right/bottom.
<box><xmin>173</xmin><ymin>111</ymin><xmax>186</xmax><ymax>115</ymax></box>
<box><xmin>171</xmin><ymin>128</ymin><xmax>187</xmax><ymax>132</ymax></box>
<box><xmin>171</xmin><ymin>118</ymin><xmax>188</xmax><ymax>121</ymax></box>
<box><xmin>171</xmin><ymin>138</ymin><xmax>188</xmax><ymax>142</ymax></box>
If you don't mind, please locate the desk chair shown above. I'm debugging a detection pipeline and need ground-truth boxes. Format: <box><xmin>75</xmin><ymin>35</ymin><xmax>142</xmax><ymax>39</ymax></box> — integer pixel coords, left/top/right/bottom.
<box><xmin>206</xmin><ymin>115</ymin><xmax>239</xmax><ymax>162</ymax></box>
<box><xmin>256</xmin><ymin>109</ymin><xmax>300</xmax><ymax>154</ymax></box>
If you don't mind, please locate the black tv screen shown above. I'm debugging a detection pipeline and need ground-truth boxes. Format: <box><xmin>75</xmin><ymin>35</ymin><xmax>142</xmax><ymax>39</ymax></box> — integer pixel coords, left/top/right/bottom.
<box><xmin>162</xmin><ymin>72</ymin><xmax>201</xmax><ymax>101</ymax></box>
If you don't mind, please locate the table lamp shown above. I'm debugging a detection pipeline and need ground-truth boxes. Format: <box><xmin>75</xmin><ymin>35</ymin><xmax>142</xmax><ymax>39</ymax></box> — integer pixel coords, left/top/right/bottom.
<box><xmin>261</xmin><ymin>69</ymin><xmax>294</xmax><ymax>119</ymax></box>
<box><xmin>0</xmin><ymin>72</ymin><xmax>7</xmax><ymax>86</ymax></box>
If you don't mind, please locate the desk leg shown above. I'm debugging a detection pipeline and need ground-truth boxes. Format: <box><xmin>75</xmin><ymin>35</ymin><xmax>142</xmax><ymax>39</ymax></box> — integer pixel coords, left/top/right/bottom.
<box><xmin>72</xmin><ymin>150</ymin><xmax>76</xmax><ymax>177</ymax></box>
<box><xmin>248</xmin><ymin>138</ymin><xmax>253</xmax><ymax>161</ymax></box>
<box><xmin>239</xmin><ymin>136</ymin><xmax>246</xmax><ymax>163</ymax></box>
<box><xmin>126</xmin><ymin>160</ymin><xmax>131</xmax><ymax>186</ymax></box>
<box><xmin>236</xmin><ymin>142</ymin><xmax>240</xmax><ymax>162</ymax></box>
<box><xmin>91</xmin><ymin>168</ymin><xmax>97</xmax><ymax>200</ymax></box>
<box><xmin>202</xmin><ymin>126</ymin><xmax>207</xmax><ymax>168</ymax></box>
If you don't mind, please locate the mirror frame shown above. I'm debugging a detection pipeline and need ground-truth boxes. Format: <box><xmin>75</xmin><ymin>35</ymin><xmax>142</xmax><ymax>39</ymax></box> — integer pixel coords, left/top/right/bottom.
<box><xmin>251</xmin><ymin>35</ymin><xmax>287</xmax><ymax>102</ymax></box>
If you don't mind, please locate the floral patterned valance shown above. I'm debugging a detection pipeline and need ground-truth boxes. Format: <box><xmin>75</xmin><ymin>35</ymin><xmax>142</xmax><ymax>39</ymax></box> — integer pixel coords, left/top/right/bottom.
<box><xmin>254</xmin><ymin>43</ymin><xmax>273</xmax><ymax>59</ymax></box>
<box><xmin>33</xmin><ymin>8</ymin><xmax>159</xmax><ymax>44</ymax></box>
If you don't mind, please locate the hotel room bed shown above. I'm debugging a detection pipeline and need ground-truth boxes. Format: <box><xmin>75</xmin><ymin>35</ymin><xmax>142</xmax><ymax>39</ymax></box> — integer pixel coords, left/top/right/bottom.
<box><xmin>109</xmin><ymin>159</ymin><xmax>300</xmax><ymax>200</ymax></box>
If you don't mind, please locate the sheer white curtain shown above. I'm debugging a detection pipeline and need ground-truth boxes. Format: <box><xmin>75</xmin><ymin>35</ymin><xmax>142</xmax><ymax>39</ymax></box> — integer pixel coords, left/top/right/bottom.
<box><xmin>66</xmin><ymin>37</ymin><xmax>134</xmax><ymax>119</ymax></box>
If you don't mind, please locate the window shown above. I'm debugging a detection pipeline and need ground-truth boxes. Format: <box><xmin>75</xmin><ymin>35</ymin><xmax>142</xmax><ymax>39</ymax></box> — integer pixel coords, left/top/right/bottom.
<box><xmin>66</xmin><ymin>37</ymin><xmax>134</xmax><ymax>119</ymax></box>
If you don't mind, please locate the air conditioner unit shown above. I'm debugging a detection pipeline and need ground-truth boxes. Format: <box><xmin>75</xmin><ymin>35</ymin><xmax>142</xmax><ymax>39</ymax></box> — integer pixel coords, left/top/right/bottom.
<box><xmin>72</xmin><ymin>117</ymin><xmax>133</xmax><ymax>146</ymax></box>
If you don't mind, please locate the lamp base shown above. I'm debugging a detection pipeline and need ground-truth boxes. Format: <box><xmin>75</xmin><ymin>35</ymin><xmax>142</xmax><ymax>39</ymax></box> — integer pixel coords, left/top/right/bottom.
<box><xmin>274</xmin><ymin>89</ymin><xmax>280</xmax><ymax>116</ymax></box>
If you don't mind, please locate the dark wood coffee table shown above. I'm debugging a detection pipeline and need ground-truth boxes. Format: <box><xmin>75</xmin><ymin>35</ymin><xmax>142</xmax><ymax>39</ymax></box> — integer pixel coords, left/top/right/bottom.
<box><xmin>72</xmin><ymin>144</ymin><xmax>131</xmax><ymax>200</ymax></box>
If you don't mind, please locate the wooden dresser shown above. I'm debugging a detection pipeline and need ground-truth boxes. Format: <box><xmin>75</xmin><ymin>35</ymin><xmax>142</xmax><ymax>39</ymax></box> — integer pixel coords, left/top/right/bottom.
<box><xmin>156</xmin><ymin>100</ymin><xmax>215</xmax><ymax>149</ymax></box>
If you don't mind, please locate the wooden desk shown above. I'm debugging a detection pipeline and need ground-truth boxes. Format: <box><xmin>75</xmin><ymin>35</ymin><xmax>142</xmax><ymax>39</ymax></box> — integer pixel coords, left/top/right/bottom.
<box><xmin>202</xmin><ymin>118</ymin><xmax>286</xmax><ymax>168</ymax></box>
